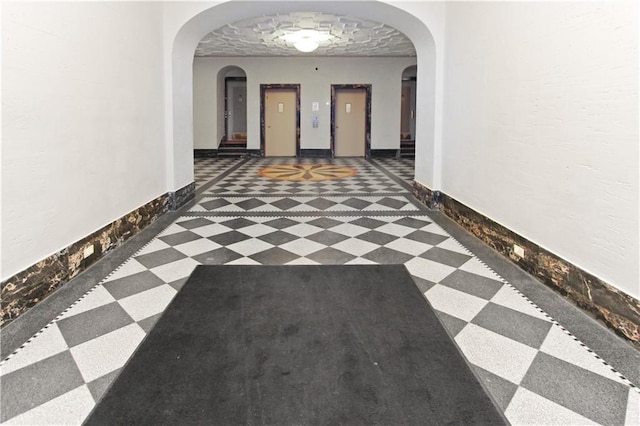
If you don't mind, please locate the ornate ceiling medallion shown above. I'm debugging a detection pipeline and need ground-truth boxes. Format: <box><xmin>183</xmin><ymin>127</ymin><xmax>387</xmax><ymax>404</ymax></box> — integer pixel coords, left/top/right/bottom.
<box><xmin>259</xmin><ymin>164</ymin><xmax>357</xmax><ymax>181</ymax></box>
<box><xmin>195</xmin><ymin>12</ymin><xmax>415</xmax><ymax>57</ymax></box>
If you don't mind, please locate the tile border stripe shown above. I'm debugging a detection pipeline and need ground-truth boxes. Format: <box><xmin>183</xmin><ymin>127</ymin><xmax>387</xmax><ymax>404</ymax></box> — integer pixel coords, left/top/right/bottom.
<box><xmin>200</xmin><ymin>192</ymin><xmax>411</xmax><ymax>198</ymax></box>
<box><xmin>196</xmin><ymin>158</ymin><xmax>249</xmax><ymax>195</ymax></box>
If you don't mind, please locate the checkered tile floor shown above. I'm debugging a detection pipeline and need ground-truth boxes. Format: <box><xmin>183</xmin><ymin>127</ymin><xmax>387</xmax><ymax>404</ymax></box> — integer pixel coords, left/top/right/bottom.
<box><xmin>190</xmin><ymin>195</ymin><xmax>418</xmax><ymax>213</ymax></box>
<box><xmin>1</xmin><ymin>158</ymin><xmax>638</xmax><ymax>425</ymax></box>
<box><xmin>194</xmin><ymin>157</ymin><xmax>242</xmax><ymax>190</ymax></box>
<box><xmin>372</xmin><ymin>157</ymin><xmax>415</xmax><ymax>185</ymax></box>
<box><xmin>206</xmin><ymin>157</ymin><xmax>404</xmax><ymax>195</ymax></box>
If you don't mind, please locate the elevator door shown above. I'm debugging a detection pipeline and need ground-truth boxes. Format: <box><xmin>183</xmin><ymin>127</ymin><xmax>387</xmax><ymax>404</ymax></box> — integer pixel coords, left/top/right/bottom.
<box><xmin>335</xmin><ymin>89</ymin><xmax>366</xmax><ymax>157</ymax></box>
<box><xmin>264</xmin><ymin>89</ymin><xmax>297</xmax><ymax>157</ymax></box>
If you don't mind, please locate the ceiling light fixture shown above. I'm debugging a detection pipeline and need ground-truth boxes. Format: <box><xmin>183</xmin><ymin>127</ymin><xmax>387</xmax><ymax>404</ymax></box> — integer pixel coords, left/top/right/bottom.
<box><xmin>281</xmin><ymin>30</ymin><xmax>332</xmax><ymax>53</ymax></box>
<box><xmin>294</xmin><ymin>39</ymin><xmax>319</xmax><ymax>53</ymax></box>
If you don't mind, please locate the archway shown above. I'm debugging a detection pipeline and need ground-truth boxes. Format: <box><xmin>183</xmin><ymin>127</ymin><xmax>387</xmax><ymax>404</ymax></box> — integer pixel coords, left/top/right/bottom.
<box><xmin>168</xmin><ymin>1</ymin><xmax>441</xmax><ymax>196</ymax></box>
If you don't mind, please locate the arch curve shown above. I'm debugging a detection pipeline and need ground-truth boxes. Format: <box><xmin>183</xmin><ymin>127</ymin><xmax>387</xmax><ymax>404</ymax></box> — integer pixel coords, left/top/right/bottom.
<box><xmin>167</xmin><ymin>1</ymin><xmax>442</xmax><ymax>191</ymax></box>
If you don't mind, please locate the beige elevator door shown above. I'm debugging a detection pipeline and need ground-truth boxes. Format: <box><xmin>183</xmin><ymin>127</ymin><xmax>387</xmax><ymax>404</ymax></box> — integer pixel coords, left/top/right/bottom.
<box><xmin>335</xmin><ymin>89</ymin><xmax>366</xmax><ymax>157</ymax></box>
<box><xmin>265</xmin><ymin>89</ymin><xmax>296</xmax><ymax>157</ymax></box>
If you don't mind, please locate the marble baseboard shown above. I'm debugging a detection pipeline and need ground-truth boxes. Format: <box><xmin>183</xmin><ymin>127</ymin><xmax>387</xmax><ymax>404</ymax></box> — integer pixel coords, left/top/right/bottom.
<box><xmin>412</xmin><ymin>181</ymin><xmax>640</xmax><ymax>346</ymax></box>
<box><xmin>0</xmin><ymin>194</ymin><xmax>170</xmax><ymax>327</ymax></box>
<box><xmin>194</xmin><ymin>149</ymin><xmax>217</xmax><ymax>158</ymax></box>
<box><xmin>169</xmin><ymin>182</ymin><xmax>195</xmax><ymax>210</ymax></box>
<box><xmin>299</xmin><ymin>149</ymin><xmax>332</xmax><ymax>158</ymax></box>
<box><xmin>370</xmin><ymin>149</ymin><xmax>399</xmax><ymax>158</ymax></box>
<box><xmin>246</xmin><ymin>149</ymin><xmax>262</xmax><ymax>158</ymax></box>
<box><xmin>412</xmin><ymin>181</ymin><xmax>442</xmax><ymax>209</ymax></box>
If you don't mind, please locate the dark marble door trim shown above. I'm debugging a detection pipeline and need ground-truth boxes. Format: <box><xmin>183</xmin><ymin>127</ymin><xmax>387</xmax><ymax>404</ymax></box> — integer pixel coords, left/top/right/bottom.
<box><xmin>331</xmin><ymin>84</ymin><xmax>372</xmax><ymax>158</ymax></box>
<box><xmin>260</xmin><ymin>84</ymin><xmax>301</xmax><ymax>157</ymax></box>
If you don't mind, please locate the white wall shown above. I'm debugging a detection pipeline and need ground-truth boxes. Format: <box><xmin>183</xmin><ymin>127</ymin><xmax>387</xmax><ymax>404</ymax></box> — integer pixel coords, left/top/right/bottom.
<box><xmin>3</xmin><ymin>0</ymin><xmax>637</xmax><ymax>302</ymax></box>
<box><xmin>1</xmin><ymin>2</ymin><xmax>166</xmax><ymax>280</ymax></box>
<box><xmin>193</xmin><ymin>57</ymin><xmax>416</xmax><ymax>152</ymax></box>
<box><xmin>193</xmin><ymin>60</ymin><xmax>218</xmax><ymax>149</ymax></box>
<box><xmin>442</xmin><ymin>1</ymin><xmax>639</xmax><ymax>297</ymax></box>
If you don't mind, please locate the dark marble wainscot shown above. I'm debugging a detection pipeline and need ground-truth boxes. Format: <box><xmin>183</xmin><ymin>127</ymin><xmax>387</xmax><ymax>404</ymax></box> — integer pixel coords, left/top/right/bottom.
<box><xmin>169</xmin><ymin>181</ymin><xmax>195</xmax><ymax>210</ymax></box>
<box><xmin>1</xmin><ymin>194</ymin><xmax>170</xmax><ymax>327</ymax></box>
<box><xmin>412</xmin><ymin>181</ymin><xmax>442</xmax><ymax>210</ymax></box>
<box><xmin>299</xmin><ymin>149</ymin><xmax>332</xmax><ymax>158</ymax></box>
<box><xmin>434</xmin><ymin>187</ymin><xmax>639</xmax><ymax>346</ymax></box>
<box><xmin>193</xmin><ymin>149</ymin><xmax>217</xmax><ymax>158</ymax></box>
<box><xmin>245</xmin><ymin>149</ymin><xmax>262</xmax><ymax>158</ymax></box>
<box><xmin>370</xmin><ymin>149</ymin><xmax>399</xmax><ymax>158</ymax></box>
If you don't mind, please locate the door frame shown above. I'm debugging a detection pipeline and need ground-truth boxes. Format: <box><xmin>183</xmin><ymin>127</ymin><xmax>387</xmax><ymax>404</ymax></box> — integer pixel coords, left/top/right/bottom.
<box><xmin>330</xmin><ymin>84</ymin><xmax>372</xmax><ymax>158</ymax></box>
<box><xmin>260</xmin><ymin>84</ymin><xmax>301</xmax><ymax>157</ymax></box>
<box><xmin>225</xmin><ymin>77</ymin><xmax>247</xmax><ymax>140</ymax></box>
<box><xmin>401</xmin><ymin>76</ymin><xmax>417</xmax><ymax>141</ymax></box>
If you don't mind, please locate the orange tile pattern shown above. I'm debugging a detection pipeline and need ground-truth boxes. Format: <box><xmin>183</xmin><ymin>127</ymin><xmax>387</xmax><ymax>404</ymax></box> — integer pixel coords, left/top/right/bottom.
<box><xmin>259</xmin><ymin>164</ymin><xmax>357</xmax><ymax>182</ymax></box>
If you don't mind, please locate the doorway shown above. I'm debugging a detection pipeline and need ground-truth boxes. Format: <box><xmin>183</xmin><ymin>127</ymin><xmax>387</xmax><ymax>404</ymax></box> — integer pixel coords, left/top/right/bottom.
<box><xmin>225</xmin><ymin>77</ymin><xmax>247</xmax><ymax>141</ymax></box>
<box><xmin>261</xmin><ymin>84</ymin><xmax>300</xmax><ymax>157</ymax></box>
<box><xmin>331</xmin><ymin>85</ymin><xmax>371</xmax><ymax>157</ymax></box>
<box><xmin>401</xmin><ymin>80</ymin><xmax>416</xmax><ymax>140</ymax></box>
<box><xmin>400</xmin><ymin>66</ymin><xmax>417</xmax><ymax>158</ymax></box>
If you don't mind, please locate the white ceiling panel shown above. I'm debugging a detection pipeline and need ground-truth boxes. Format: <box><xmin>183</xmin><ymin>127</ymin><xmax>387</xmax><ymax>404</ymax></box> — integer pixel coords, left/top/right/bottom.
<box><xmin>195</xmin><ymin>11</ymin><xmax>415</xmax><ymax>57</ymax></box>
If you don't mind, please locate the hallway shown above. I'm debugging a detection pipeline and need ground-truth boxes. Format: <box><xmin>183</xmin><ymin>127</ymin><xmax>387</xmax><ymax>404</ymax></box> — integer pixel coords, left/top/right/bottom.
<box><xmin>1</xmin><ymin>157</ymin><xmax>638</xmax><ymax>425</ymax></box>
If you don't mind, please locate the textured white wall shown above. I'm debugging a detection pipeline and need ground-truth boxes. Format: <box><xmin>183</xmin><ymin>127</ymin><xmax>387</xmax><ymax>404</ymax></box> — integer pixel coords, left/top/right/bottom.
<box><xmin>442</xmin><ymin>2</ymin><xmax>639</xmax><ymax>297</ymax></box>
<box><xmin>2</xmin><ymin>2</ymin><xmax>166</xmax><ymax>280</ymax></box>
<box><xmin>193</xmin><ymin>57</ymin><xmax>416</xmax><ymax>152</ymax></box>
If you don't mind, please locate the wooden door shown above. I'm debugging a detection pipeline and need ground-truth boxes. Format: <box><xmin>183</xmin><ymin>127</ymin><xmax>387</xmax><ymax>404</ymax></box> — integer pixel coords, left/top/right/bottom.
<box><xmin>335</xmin><ymin>89</ymin><xmax>366</xmax><ymax>157</ymax></box>
<box><xmin>265</xmin><ymin>89</ymin><xmax>296</xmax><ymax>157</ymax></box>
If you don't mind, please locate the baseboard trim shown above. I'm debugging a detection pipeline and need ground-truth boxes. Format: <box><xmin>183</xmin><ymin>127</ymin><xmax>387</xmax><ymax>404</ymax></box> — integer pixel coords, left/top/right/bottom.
<box><xmin>194</xmin><ymin>149</ymin><xmax>217</xmax><ymax>158</ymax></box>
<box><xmin>0</xmin><ymin>184</ymin><xmax>198</xmax><ymax>327</ymax></box>
<box><xmin>370</xmin><ymin>149</ymin><xmax>399</xmax><ymax>158</ymax></box>
<box><xmin>169</xmin><ymin>182</ymin><xmax>195</xmax><ymax>210</ymax></box>
<box><xmin>412</xmin><ymin>181</ymin><xmax>640</xmax><ymax>346</ymax></box>
<box><xmin>299</xmin><ymin>149</ymin><xmax>332</xmax><ymax>158</ymax></box>
<box><xmin>412</xmin><ymin>181</ymin><xmax>442</xmax><ymax>209</ymax></box>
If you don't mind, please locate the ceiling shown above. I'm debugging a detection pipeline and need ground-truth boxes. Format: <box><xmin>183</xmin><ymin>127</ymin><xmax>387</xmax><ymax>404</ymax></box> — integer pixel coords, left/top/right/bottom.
<box><xmin>195</xmin><ymin>11</ymin><xmax>415</xmax><ymax>57</ymax></box>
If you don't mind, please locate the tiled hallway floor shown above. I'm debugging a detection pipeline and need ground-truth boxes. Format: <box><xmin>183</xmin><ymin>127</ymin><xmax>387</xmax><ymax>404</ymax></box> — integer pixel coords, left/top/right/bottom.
<box><xmin>1</xmin><ymin>158</ymin><xmax>639</xmax><ymax>425</ymax></box>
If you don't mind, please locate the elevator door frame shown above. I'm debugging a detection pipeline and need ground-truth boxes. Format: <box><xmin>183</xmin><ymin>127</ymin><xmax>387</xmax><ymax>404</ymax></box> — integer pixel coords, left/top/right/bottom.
<box><xmin>260</xmin><ymin>84</ymin><xmax>301</xmax><ymax>157</ymax></box>
<box><xmin>331</xmin><ymin>84</ymin><xmax>372</xmax><ymax>158</ymax></box>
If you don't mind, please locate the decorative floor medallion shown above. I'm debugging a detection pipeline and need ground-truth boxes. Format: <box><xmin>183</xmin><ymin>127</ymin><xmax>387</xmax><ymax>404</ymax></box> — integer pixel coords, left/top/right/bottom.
<box><xmin>258</xmin><ymin>164</ymin><xmax>357</xmax><ymax>181</ymax></box>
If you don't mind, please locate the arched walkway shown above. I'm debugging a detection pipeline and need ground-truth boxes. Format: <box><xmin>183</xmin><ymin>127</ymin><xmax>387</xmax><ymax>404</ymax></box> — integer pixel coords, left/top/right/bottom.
<box><xmin>167</xmin><ymin>1</ymin><xmax>442</xmax><ymax>194</ymax></box>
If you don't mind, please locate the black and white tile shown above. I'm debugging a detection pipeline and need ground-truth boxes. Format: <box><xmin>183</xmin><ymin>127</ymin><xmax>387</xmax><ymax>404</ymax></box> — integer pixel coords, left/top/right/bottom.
<box><xmin>194</xmin><ymin>157</ymin><xmax>242</xmax><ymax>190</ymax></box>
<box><xmin>206</xmin><ymin>158</ymin><xmax>405</xmax><ymax>195</ymax></box>
<box><xmin>191</xmin><ymin>195</ymin><xmax>419</xmax><ymax>213</ymax></box>
<box><xmin>372</xmin><ymin>157</ymin><xmax>415</xmax><ymax>184</ymax></box>
<box><xmin>1</xmin><ymin>157</ymin><xmax>637</xmax><ymax>425</ymax></box>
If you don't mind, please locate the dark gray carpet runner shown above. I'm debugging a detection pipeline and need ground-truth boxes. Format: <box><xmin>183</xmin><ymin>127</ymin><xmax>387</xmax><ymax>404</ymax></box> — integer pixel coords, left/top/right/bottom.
<box><xmin>85</xmin><ymin>265</ymin><xmax>505</xmax><ymax>425</ymax></box>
